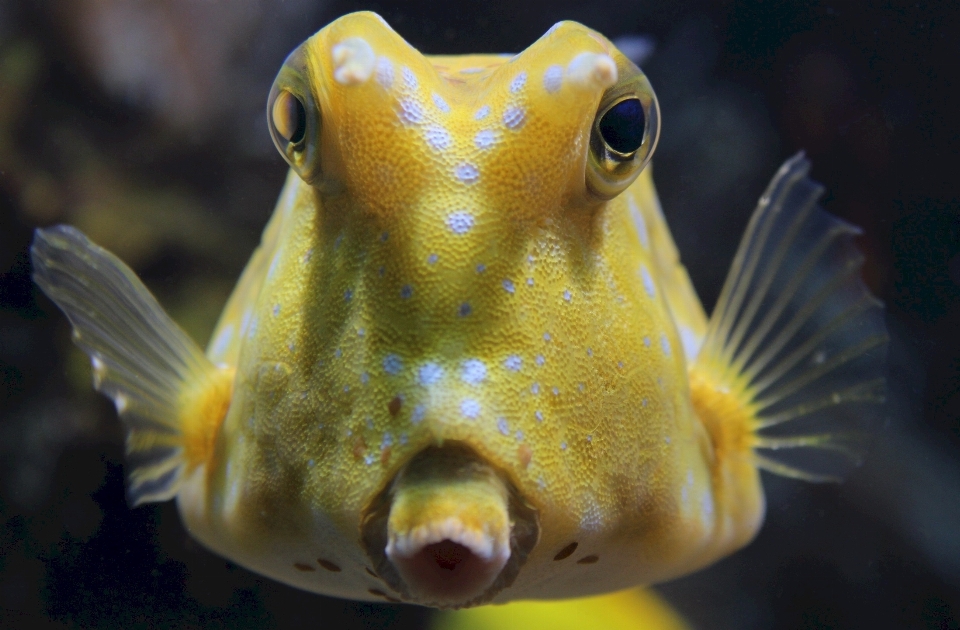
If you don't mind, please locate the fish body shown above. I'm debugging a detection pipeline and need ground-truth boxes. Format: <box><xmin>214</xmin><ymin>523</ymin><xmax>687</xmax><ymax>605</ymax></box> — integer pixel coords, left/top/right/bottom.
<box><xmin>31</xmin><ymin>12</ymin><xmax>886</xmax><ymax>609</ymax></box>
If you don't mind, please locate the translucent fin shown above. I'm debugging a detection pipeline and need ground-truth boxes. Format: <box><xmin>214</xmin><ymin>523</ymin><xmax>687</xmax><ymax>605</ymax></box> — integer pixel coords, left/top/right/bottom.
<box><xmin>629</xmin><ymin>167</ymin><xmax>709</xmax><ymax>361</ymax></box>
<box><xmin>31</xmin><ymin>225</ymin><xmax>222</xmax><ymax>505</ymax></box>
<box><xmin>693</xmin><ymin>153</ymin><xmax>888</xmax><ymax>481</ymax></box>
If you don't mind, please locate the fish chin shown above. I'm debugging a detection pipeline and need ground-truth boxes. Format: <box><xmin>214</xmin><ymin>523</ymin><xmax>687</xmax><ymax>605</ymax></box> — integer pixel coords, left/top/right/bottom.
<box><xmin>360</xmin><ymin>443</ymin><xmax>540</xmax><ymax>608</ymax></box>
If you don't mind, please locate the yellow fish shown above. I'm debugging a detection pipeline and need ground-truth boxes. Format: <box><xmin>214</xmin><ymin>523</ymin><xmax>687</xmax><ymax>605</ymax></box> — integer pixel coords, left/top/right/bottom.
<box><xmin>30</xmin><ymin>12</ymin><xmax>886</xmax><ymax>610</ymax></box>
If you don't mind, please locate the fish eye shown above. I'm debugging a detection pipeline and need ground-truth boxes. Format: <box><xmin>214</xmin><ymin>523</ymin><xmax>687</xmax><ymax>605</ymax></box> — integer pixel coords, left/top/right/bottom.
<box><xmin>598</xmin><ymin>98</ymin><xmax>645</xmax><ymax>156</ymax></box>
<box><xmin>585</xmin><ymin>63</ymin><xmax>660</xmax><ymax>200</ymax></box>
<box><xmin>272</xmin><ymin>90</ymin><xmax>306</xmax><ymax>146</ymax></box>
<box><xmin>267</xmin><ymin>45</ymin><xmax>323</xmax><ymax>185</ymax></box>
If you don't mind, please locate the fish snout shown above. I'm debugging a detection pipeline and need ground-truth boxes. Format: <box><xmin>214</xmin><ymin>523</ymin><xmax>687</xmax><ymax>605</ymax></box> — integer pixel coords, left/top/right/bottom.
<box><xmin>360</xmin><ymin>443</ymin><xmax>539</xmax><ymax>608</ymax></box>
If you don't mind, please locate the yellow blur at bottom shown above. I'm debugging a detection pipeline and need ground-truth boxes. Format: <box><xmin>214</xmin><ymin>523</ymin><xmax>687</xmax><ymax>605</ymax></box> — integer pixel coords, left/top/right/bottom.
<box><xmin>431</xmin><ymin>589</ymin><xmax>690</xmax><ymax>630</ymax></box>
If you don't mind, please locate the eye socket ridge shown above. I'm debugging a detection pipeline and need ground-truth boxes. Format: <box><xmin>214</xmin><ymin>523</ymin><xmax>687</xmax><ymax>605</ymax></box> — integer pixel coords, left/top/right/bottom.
<box><xmin>266</xmin><ymin>47</ymin><xmax>324</xmax><ymax>186</ymax></box>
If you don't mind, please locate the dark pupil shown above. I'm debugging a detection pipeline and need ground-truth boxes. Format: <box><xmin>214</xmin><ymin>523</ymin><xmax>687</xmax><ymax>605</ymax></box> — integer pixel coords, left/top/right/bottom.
<box><xmin>288</xmin><ymin>97</ymin><xmax>306</xmax><ymax>144</ymax></box>
<box><xmin>277</xmin><ymin>92</ymin><xmax>306</xmax><ymax>144</ymax></box>
<box><xmin>598</xmin><ymin>98</ymin><xmax>645</xmax><ymax>155</ymax></box>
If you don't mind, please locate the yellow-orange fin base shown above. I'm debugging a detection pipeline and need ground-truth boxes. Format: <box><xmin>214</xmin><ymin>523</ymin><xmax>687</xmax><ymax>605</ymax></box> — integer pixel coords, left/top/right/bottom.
<box><xmin>691</xmin><ymin>152</ymin><xmax>888</xmax><ymax>481</ymax></box>
<box><xmin>31</xmin><ymin>226</ymin><xmax>232</xmax><ymax>504</ymax></box>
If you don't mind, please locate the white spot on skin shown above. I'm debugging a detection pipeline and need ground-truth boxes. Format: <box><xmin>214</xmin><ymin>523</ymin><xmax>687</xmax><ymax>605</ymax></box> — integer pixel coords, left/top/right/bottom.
<box><xmin>210</xmin><ymin>324</ymin><xmax>234</xmax><ymax>358</ymax></box>
<box><xmin>510</xmin><ymin>71</ymin><xmax>527</xmax><ymax>93</ymax></box>
<box><xmin>344</xmin><ymin>289</ymin><xmax>353</xmax><ymax>302</ymax></box>
<box><xmin>427</xmin><ymin>253</ymin><xmax>439</xmax><ymax>264</ymax></box>
<box><xmin>267</xmin><ymin>252</ymin><xmax>281</xmax><ymax>280</ymax></box>
<box><xmin>461</xmin><ymin>359</ymin><xmax>487</xmax><ymax>385</ymax></box>
<box><xmin>552</xmin><ymin>386</ymin><xmax>559</xmax><ymax>396</ymax></box>
<box><xmin>476</xmin><ymin>264</ymin><xmax>486</xmax><ymax>273</ymax></box>
<box><xmin>411</xmin><ymin>405</ymin><xmax>426</xmax><ymax>424</ymax></box>
<box><xmin>516</xmin><ymin>430</ymin><xmax>524</xmax><ymax>441</ymax></box>
<box><xmin>432</xmin><ymin>92</ymin><xmax>450</xmax><ymax>112</ymax></box>
<box><xmin>334</xmin><ymin>348</ymin><xmax>342</xmax><ymax>358</ymax></box>
<box><xmin>399</xmin><ymin>99</ymin><xmax>424</xmax><ymax>124</ymax></box>
<box><xmin>661</xmin><ymin>333</ymin><xmax>672</xmax><ymax>356</ymax></box>
<box><xmin>303</xmin><ymin>249</ymin><xmax>313</xmax><ymax>264</ymax></box>
<box><xmin>365</xmin><ymin>454</ymin><xmax>376</xmax><ymax>466</ymax></box>
<box><xmin>543</xmin><ymin>65</ymin><xmax>563</xmax><ymax>93</ymax></box>
<box><xmin>332</xmin><ymin>37</ymin><xmax>376</xmax><ymax>85</ymax></box>
<box><xmin>504</xmin><ymin>355</ymin><xmax>522</xmax><ymax>371</ymax></box>
<box><xmin>400</xmin><ymin>285</ymin><xmax>413</xmax><ymax>299</ymax></box>
<box><xmin>535</xmin><ymin>410</ymin><xmax>544</xmax><ymax>422</ymax></box>
<box><xmin>503</xmin><ymin>106</ymin><xmax>525</xmax><ymax>129</ymax></box>
<box><xmin>628</xmin><ymin>196</ymin><xmax>649</xmax><ymax>248</ymax></box>
<box><xmin>381</xmin><ymin>433</ymin><xmax>393</xmax><ymax>450</ymax></box>
<box><xmin>644</xmin><ymin>336</ymin><xmax>651</xmax><ymax>348</ymax></box>
<box><xmin>560</xmin><ymin>441</ymin><xmax>567</xmax><ymax>451</ymax></box>
<box><xmin>383</xmin><ymin>354</ymin><xmax>403</xmax><ymax>375</ymax></box>
<box><xmin>461</xmin><ymin>399</ymin><xmax>481</xmax><ymax>419</ymax></box>
<box><xmin>375</xmin><ymin>57</ymin><xmax>394</xmax><ymax>88</ymax></box>
<box><xmin>498</xmin><ymin>417</ymin><xmax>510</xmax><ymax>436</ymax></box>
<box><xmin>401</xmin><ymin>66</ymin><xmax>418</xmax><ymax>89</ymax></box>
<box><xmin>502</xmin><ymin>279</ymin><xmax>515</xmax><ymax>294</ymax></box>
<box><xmin>535</xmin><ymin>355</ymin><xmax>545</xmax><ymax>366</ymax></box>
<box><xmin>474</xmin><ymin>129</ymin><xmax>498</xmax><ymax>149</ymax></box>
<box><xmin>361</xmin><ymin>372</ymin><xmax>369</xmax><ymax>385</ymax></box>
<box><xmin>543</xmin><ymin>332</ymin><xmax>551</xmax><ymax>342</ymax></box>
<box><xmin>587</xmin><ymin>347</ymin><xmax>593</xmax><ymax>357</ymax></box>
<box><xmin>357</xmin><ymin>328</ymin><xmax>365</xmax><ymax>337</ymax></box>
<box><xmin>455</xmin><ymin>162</ymin><xmax>480</xmax><ymax>184</ymax></box>
<box><xmin>475</xmin><ymin>105</ymin><xmax>490</xmax><ymax>120</ymax></box>
<box><xmin>563</xmin><ymin>289</ymin><xmax>572</xmax><ymax>302</ymax></box>
<box><xmin>424</xmin><ymin>125</ymin><xmax>451</xmax><ymax>151</ymax></box>
<box><xmin>446</xmin><ymin>212</ymin><xmax>475</xmax><ymax>234</ymax></box>
<box><xmin>247</xmin><ymin>316</ymin><xmax>258</xmax><ymax>339</ymax></box>
<box><xmin>273</xmin><ymin>304</ymin><xmax>281</xmax><ymax>316</ymax></box>
<box><xmin>641</xmin><ymin>265</ymin><xmax>656</xmax><ymax>298</ymax></box>
<box><xmin>418</xmin><ymin>363</ymin><xmax>444</xmax><ymax>385</ymax></box>
<box><xmin>526</xmin><ymin>277</ymin><xmax>534</xmax><ymax>286</ymax></box>
<box><xmin>679</xmin><ymin>326</ymin><xmax>703</xmax><ymax>361</ymax></box>
<box><xmin>459</xmin><ymin>303</ymin><xmax>472</xmax><ymax>317</ymax></box>
<box><xmin>531</xmin><ymin>383</ymin><xmax>540</xmax><ymax>394</ymax></box>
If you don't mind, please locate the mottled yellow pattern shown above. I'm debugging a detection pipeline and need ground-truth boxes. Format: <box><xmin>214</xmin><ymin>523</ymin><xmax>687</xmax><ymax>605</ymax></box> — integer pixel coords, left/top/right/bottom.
<box><xmin>180</xmin><ymin>12</ymin><xmax>758</xmax><ymax>603</ymax></box>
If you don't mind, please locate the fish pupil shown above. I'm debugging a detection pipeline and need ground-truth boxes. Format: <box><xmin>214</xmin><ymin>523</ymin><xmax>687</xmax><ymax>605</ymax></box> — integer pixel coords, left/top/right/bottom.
<box><xmin>598</xmin><ymin>97</ymin><xmax>645</xmax><ymax>155</ymax></box>
<box><xmin>273</xmin><ymin>90</ymin><xmax>306</xmax><ymax>145</ymax></box>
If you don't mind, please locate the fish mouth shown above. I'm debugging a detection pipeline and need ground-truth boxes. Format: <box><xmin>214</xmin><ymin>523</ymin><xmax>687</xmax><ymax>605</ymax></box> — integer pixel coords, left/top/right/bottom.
<box><xmin>360</xmin><ymin>443</ymin><xmax>540</xmax><ymax>608</ymax></box>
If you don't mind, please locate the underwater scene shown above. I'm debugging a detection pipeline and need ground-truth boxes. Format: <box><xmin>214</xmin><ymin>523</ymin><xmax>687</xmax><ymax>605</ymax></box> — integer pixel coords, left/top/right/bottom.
<box><xmin>0</xmin><ymin>1</ymin><xmax>958</xmax><ymax>628</ymax></box>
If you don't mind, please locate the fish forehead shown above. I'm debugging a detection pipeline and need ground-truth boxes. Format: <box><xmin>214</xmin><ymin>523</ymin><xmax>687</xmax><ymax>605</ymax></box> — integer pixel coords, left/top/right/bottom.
<box><xmin>218</xmin><ymin>13</ymin><xmax>692</xmax><ymax>592</ymax></box>
<box><xmin>302</xmin><ymin>13</ymin><xmax>619</xmax><ymax>214</ymax></box>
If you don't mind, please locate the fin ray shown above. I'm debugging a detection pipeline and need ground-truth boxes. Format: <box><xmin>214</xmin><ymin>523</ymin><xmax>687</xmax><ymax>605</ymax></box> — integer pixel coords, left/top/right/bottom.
<box><xmin>692</xmin><ymin>153</ymin><xmax>888</xmax><ymax>482</ymax></box>
<box><xmin>32</xmin><ymin>225</ymin><xmax>224</xmax><ymax>504</ymax></box>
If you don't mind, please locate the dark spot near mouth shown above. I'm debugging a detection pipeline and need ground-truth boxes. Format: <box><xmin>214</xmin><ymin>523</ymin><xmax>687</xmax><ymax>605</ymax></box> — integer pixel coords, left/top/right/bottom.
<box><xmin>293</xmin><ymin>562</ymin><xmax>316</xmax><ymax>571</ymax></box>
<box><xmin>317</xmin><ymin>558</ymin><xmax>341</xmax><ymax>572</ymax></box>
<box><xmin>553</xmin><ymin>542</ymin><xmax>578</xmax><ymax>561</ymax></box>
<box><xmin>365</xmin><ymin>567</ymin><xmax>379</xmax><ymax>578</ymax></box>
<box><xmin>368</xmin><ymin>588</ymin><xmax>402</xmax><ymax>603</ymax></box>
<box><xmin>388</xmin><ymin>395</ymin><xmax>403</xmax><ymax>416</ymax></box>
<box><xmin>577</xmin><ymin>555</ymin><xmax>599</xmax><ymax>565</ymax></box>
